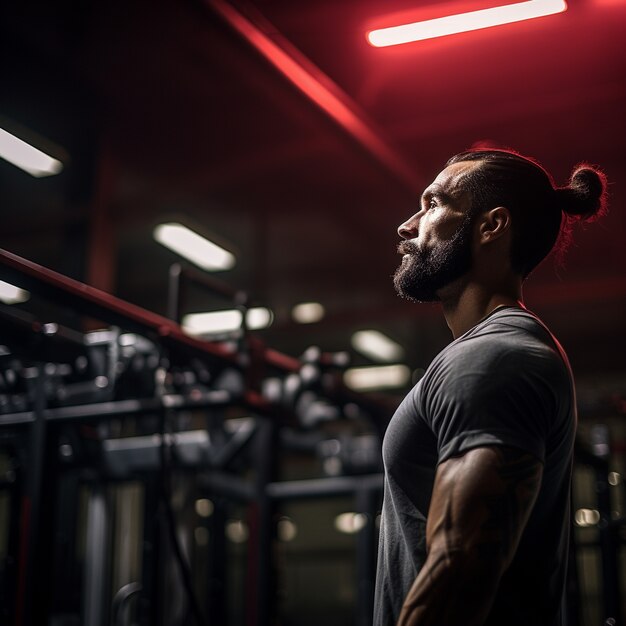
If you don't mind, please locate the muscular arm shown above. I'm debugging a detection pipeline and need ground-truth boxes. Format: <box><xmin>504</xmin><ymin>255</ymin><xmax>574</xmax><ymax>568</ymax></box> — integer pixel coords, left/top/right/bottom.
<box><xmin>397</xmin><ymin>446</ymin><xmax>543</xmax><ymax>626</ymax></box>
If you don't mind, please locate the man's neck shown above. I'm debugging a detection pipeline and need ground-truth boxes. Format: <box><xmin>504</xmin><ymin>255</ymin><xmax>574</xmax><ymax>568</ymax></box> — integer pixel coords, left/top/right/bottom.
<box><xmin>441</xmin><ymin>281</ymin><xmax>524</xmax><ymax>339</ymax></box>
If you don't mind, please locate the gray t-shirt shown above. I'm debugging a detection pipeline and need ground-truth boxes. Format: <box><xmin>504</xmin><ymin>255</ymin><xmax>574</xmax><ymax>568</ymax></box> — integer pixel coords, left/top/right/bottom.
<box><xmin>373</xmin><ymin>307</ymin><xmax>576</xmax><ymax>626</ymax></box>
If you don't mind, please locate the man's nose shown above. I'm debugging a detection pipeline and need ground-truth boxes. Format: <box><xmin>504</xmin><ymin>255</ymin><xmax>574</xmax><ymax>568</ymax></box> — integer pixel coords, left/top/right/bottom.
<box><xmin>398</xmin><ymin>214</ymin><xmax>420</xmax><ymax>239</ymax></box>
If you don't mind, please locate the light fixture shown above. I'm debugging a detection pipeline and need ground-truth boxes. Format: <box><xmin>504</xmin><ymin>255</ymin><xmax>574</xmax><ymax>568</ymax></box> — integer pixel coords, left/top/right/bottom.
<box><xmin>343</xmin><ymin>364</ymin><xmax>411</xmax><ymax>391</ymax></box>
<box><xmin>334</xmin><ymin>512</ymin><xmax>368</xmax><ymax>534</ymax></box>
<box><xmin>182</xmin><ymin>307</ymin><xmax>273</xmax><ymax>335</ymax></box>
<box><xmin>367</xmin><ymin>0</ymin><xmax>567</xmax><ymax>47</ymax></box>
<box><xmin>225</xmin><ymin>519</ymin><xmax>249</xmax><ymax>543</ymax></box>
<box><xmin>0</xmin><ymin>280</ymin><xmax>30</xmax><ymax>305</ymax></box>
<box><xmin>292</xmin><ymin>302</ymin><xmax>325</xmax><ymax>324</ymax></box>
<box><xmin>0</xmin><ymin>127</ymin><xmax>64</xmax><ymax>177</ymax></box>
<box><xmin>351</xmin><ymin>330</ymin><xmax>404</xmax><ymax>362</ymax></box>
<box><xmin>574</xmin><ymin>508</ymin><xmax>600</xmax><ymax>527</ymax></box>
<box><xmin>277</xmin><ymin>517</ymin><xmax>298</xmax><ymax>542</ymax></box>
<box><xmin>608</xmin><ymin>472</ymin><xmax>621</xmax><ymax>486</ymax></box>
<box><xmin>153</xmin><ymin>222</ymin><xmax>235</xmax><ymax>271</ymax></box>
<box><xmin>195</xmin><ymin>499</ymin><xmax>214</xmax><ymax>518</ymax></box>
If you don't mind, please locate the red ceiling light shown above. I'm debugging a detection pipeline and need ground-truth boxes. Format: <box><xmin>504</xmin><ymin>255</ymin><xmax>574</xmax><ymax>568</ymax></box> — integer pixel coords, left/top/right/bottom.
<box><xmin>367</xmin><ymin>0</ymin><xmax>567</xmax><ymax>47</ymax></box>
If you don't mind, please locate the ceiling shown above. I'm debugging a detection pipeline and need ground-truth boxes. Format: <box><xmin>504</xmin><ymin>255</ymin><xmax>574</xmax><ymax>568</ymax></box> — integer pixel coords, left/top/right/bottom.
<box><xmin>1</xmin><ymin>0</ymin><xmax>625</xmax><ymax>398</ymax></box>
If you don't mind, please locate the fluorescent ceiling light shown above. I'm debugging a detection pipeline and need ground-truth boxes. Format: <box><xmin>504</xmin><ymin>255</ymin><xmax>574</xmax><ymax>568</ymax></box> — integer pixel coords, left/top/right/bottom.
<box><xmin>351</xmin><ymin>330</ymin><xmax>404</xmax><ymax>362</ymax></box>
<box><xmin>367</xmin><ymin>0</ymin><xmax>567</xmax><ymax>46</ymax></box>
<box><xmin>344</xmin><ymin>364</ymin><xmax>410</xmax><ymax>391</ymax></box>
<box><xmin>0</xmin><ymin>280</ymin><xmax>30</xmax><ymax>304</ymax></box>
<box><xmin>0</xmin><ymin>127</ymin><xmax>64</xmax><ymax>177</ymax></box>
<box><xmin>154</xmin><ymin>222</ymin><xmax>235</xmax><ymax>271</ymax></box>
<box><xmin>292</xmin><ymin>302</ymin><xmax>325</xmax><ymax>324</ymax></box>
<box><xmin>182</xmin><ymin>307</ymin><xmax>273</xmax><ymax>335</ymax></box>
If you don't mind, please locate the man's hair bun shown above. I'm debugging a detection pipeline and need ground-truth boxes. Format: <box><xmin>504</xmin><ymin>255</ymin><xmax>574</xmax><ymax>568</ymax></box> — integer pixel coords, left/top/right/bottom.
<box><xmin>556</xmin><ymin>164</ymin><xmax>608</xmax><ymax>221</ymax></box>
<box><xmin>447</xmin><ymin>148</ymin><xmax>609</xmax><ymax>277</ymax></box>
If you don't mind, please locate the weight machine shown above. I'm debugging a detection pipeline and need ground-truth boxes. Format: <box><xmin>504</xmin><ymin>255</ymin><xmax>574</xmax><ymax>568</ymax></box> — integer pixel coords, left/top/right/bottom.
<box><xmin>0</xmin><ymin>248</ymin><xmax>387</xmax><ymax>626</ymax></box>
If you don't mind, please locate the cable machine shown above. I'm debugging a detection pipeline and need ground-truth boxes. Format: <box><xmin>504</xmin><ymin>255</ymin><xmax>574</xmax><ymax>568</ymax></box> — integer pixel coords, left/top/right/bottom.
<box><xmin>0</xmin><ymin>248</ymin><xmax>387</xmax><ymax>626</ymax></box>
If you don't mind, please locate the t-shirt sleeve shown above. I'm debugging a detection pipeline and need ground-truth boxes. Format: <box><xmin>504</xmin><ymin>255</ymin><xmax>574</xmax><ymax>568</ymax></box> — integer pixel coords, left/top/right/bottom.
<box><xmin>419</xmin><ymin>333</ymin><xmax>561</xmax><ymax>465</ymax></box>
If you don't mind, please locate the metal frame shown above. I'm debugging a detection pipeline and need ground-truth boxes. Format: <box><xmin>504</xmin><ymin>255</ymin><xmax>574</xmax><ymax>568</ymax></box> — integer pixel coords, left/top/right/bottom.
<box><xmin>574</xmin><ymin>438</ymin><xmax>624</xmax><ymax>626</ymax></box>
<box><xmin>0</xmin><ymin>248</ymin><xmax>385</xmax><ymax>626</ymax></box>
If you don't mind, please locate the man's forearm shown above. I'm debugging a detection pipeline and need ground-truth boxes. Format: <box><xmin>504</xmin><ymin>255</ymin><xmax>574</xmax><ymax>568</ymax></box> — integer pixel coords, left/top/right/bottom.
<box><xmin>397</xmin><ymin>547</ymin><xmax>500</xmax><ymax>626</ymax></box>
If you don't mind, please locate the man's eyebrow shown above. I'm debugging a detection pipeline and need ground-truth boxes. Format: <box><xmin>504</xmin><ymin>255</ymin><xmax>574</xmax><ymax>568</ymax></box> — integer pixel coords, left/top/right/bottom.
<box><xmin>421</xmin><ymin>185</ymin><xmax>452</xmax><ymax>202</ymax></box>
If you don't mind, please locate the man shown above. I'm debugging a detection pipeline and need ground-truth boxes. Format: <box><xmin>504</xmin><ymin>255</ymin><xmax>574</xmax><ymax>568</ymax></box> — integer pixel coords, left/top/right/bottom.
<box><xmin>373</xmin><ymin>149</ymin><xmax>607</xmax><ymax>626</ymax></box>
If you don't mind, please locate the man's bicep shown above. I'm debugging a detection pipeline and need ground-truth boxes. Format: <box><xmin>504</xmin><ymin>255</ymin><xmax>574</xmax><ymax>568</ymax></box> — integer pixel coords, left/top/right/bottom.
<box><xmin>426</xmin><ymin>445</ymin><xmax>543</xmax><ymax>572</ymax></box>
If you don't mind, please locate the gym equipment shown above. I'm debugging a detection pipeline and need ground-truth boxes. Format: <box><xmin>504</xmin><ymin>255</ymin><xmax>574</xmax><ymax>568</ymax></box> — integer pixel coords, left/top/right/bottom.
<box><xmin>0</xmin><ymin>248</ymin><xmax>387</xmax><ymax>626</ymax></box>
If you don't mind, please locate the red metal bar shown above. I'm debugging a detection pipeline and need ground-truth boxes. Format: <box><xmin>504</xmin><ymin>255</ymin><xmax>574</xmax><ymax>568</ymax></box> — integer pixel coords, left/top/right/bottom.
<box><xmin>205</xmin><ymin>0</ymin><xmax>423</xmax><ymax>193</ymax></box>
<box><xmin>0</xmin><ymin>247</ymin><xmax>300</xmax><ymax>372</ymax></box>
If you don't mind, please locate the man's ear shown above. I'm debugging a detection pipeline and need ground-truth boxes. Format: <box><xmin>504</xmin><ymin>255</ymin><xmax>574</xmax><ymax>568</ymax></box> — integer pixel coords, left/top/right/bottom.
<box><xmin>478</xmin><ymin>206</ymin><xmax>511</xmax><ymax>244</ymax></box>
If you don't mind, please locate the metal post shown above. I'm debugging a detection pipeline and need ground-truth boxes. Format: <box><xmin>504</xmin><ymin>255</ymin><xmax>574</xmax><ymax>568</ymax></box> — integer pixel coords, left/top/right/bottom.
<box><xmin>355</xmin><ymin>485</ymin><xmax>380</xmax><ymax>626</ymax></box>
<box><xmin>139</xmin><ymin>478</ymin><xmax>162</xmax><ymax>626</ymax></box>
<box><xmin>15</xmin><ymin>364</ymin><xmax>50</xmax><ymax>626</ymax></box>
<box><xmin>83</xmin><ymin>483</ymin><xmax>111</xmax><ymax>626</ymax></box>
<box><xmin>167</xmin><ymin>263</ymin><xmax>183</xmax><ymax>323</ymax></box>
<box><xmin>590</xmin><ymin>424</ymin><xmax>621</xmax><ymax>625</ymax></box>
<box><xmin>51</xmin><ymin>470</ymin><xmax>82</xmax><ymax>617</ymax></box>
<box><xmin>0</xmin><ymin>449</ymin><xmax>20</xmax><ymax>625</ymax></box>
<box><xmin>248</xmin><ymin>418</ymin><xmax>278</xmax><ymax>626</ymax></box>
<box><xmin>565</xmin><ymin>490</ymin><xmax>582</xmax><ymax>626</ymax></box>
<box><xmin>206</xmin><ymin>497</ymin><xmax>227</xmax><ymax>625</ymax></box>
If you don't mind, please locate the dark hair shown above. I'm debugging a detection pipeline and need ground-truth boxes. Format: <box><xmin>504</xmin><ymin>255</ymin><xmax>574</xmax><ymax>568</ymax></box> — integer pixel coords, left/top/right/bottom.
<box><xmin>446</xmin><ymin>149</ymin><xmax>609</xmax><ymax>278</ymax></box>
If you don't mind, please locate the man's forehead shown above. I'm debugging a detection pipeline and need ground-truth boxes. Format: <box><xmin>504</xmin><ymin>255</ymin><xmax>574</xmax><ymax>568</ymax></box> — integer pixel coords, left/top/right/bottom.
<box><xmin>426</xmin><ymin>161</ymin><xmax>480</xmax><ymax>198</ymax></box>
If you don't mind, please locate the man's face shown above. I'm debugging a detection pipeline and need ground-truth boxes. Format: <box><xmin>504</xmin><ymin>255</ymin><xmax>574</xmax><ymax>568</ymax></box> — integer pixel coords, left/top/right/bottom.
<box><xmin>393</xmin><ymin>161</ymin><xmax>478</xmax><ymax>303</ymax></box>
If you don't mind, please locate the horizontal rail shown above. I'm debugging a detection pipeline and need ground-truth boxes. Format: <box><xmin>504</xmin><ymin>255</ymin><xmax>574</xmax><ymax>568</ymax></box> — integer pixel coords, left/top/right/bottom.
<box><xmin>0</xmin><ymin>247</ymin><xmax>300</xmax><ymax>372</ymax></box>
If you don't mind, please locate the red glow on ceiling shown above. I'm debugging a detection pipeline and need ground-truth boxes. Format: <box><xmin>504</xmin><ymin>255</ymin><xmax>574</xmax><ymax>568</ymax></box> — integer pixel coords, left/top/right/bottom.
<box><xmin>367</xmin><ymin>0</ymin><xmax>567</xmax><ymax>47</ymax></box>
<box><xmin>207</xmin><ymin>0</ymin><xmax>420</xmax><ymax>190</ymax></box>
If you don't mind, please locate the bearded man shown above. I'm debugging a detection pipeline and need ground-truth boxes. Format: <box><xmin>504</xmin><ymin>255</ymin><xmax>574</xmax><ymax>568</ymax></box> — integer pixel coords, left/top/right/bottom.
<box><xmin>373</xmin><ymin>149</ymin><xmax>608</xmax><ymax>626</ymax></box>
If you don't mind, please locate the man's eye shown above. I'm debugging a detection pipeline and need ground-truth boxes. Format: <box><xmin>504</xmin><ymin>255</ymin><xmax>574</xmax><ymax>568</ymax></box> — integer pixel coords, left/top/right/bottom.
<box><xmin>428</xmin><ymin>197</ymin><xmax>438</xmax><ymax>209</ymax></box>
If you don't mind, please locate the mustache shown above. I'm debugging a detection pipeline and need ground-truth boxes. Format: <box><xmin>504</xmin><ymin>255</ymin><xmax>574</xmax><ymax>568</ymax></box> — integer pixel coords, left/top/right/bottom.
<box><xmin>397</xmin><ymin>240</ymin><xmax>420</xmax><ymax>255</ymax></box>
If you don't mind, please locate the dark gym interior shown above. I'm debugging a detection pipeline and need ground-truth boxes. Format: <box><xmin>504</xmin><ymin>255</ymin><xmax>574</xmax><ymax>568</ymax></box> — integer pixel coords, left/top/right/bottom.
<box><xmin>1</xmin><ymin>1</ymin><xmax>625</xmax><ymax>625</ymax></box>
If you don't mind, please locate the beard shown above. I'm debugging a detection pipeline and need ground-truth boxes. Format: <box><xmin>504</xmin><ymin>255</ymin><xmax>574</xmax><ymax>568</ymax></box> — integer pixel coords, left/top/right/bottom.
<box><xmin>393</xmin><ymin>215</ymin><xmax>474</xmax><ymax>303</ymax></box>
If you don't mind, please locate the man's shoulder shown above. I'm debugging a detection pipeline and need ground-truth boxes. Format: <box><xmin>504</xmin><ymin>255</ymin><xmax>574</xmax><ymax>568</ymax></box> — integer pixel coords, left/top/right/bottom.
<box><xmin>425</xmin><ymin>308</ymin><xmax>566</xmax><ymax>384</ymax></box>
<box><xmin>458</xmin><ymin>308</ymin><xmax>559</xmax><ymax>355</ymax></box>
